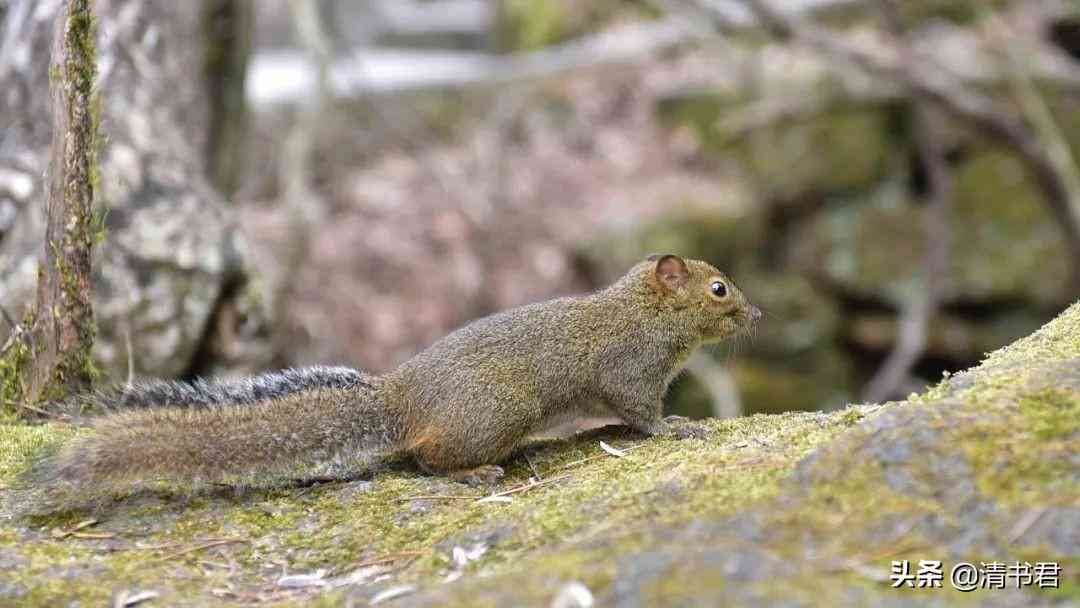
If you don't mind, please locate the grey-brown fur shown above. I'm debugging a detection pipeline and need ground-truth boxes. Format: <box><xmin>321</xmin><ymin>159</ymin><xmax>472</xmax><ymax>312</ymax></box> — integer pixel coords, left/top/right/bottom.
<box><xmin>32</xmin><ymin>383</ymin><xmax>396</xmax><ymax>503</ymax></box>
<box><xmin>62</xmin><ymin>366</ymin><xmax>373</xmax><ymax>412</ymax></box>
<box><xmin>29</xmin><ymin>255</ymin><xmax>758</xmax><ymax>501</ymax></box>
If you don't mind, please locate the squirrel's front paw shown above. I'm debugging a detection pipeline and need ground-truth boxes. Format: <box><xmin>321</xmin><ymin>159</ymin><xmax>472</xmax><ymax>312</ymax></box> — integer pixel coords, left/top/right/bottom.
<box><xmin>663</xmin><ymin>415</ymin><xmax>692</xmax><ymax>425</ymax></box>
<box><xmin>672</xmin><ymin>423</ymin><xmax>710</xmax><ymax>440</ymax></box>
<box><xmin>449</xmin><ymin>465</ymin><xmax>505</xmax><ymax>486</ymax></box>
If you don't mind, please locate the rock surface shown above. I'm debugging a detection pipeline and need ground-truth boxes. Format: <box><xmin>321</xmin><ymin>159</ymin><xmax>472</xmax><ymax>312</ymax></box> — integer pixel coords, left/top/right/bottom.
<box><xmin>0</xmin><ymin>300</ymin><xmax>1076</xmax><ymax>606</ymax></box>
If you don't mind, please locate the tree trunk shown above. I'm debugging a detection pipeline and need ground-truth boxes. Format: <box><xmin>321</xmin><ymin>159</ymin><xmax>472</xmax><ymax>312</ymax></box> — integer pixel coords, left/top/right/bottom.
<box><xmin>201</xmin><ymin>0</ymin><xmax>253</xmax><ymax>198</ymax></box>
<box><xmin>20</xmin><ymin>0</ymin><xmax>99</xmax><ymax>407</ymax></box>
<box><xmin>0</xmin><ymin>0</ymin><xmax>270</xmax><ymax>395</ymax></box>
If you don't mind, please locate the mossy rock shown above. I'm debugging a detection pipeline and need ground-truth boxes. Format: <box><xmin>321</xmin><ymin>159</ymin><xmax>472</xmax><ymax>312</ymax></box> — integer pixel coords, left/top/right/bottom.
<box><xmin>893</xmin><ymin>0</ymin><xmax>1013</xmax><ymax>26</ymax></box>
<box><xmin>738</xmin><ymin>108</ymin><xmax>898</xmax><ymax>199</ymax></box>
<box><xmin>495</xmin><ymin>0</ymin><xmax>657</xmax><ymax>51</ymax></box>
<box><xmin>793</xmin><ymin>153</ymin><xmax>1071</xmax><ymax>308</ymax></box>
<box><xmin>951</xmin><ymin>150</ymin><xmax>1070</xmax><ymax>304</ymax></box>
<box><xmin>657</xmin><ymin>90</ymin><xmax>900</xmax><ymax>198</ymax></box>
<box><xmin>1047</xmin><ymin>88</ymin><xmax>1080</xmax><ymax>177</ymax></box>
<box><xmin>583</xmin><ymin>199</ymin><xmax>764</xmax><ymax>281</ymax></box>
<box><xmin>846</xmin><ymin>309</ymin><xmax>1050</xmax><ymax>363</ymax></box>
<box><xmin>730</xmin><ymin>349</ymin><xmax>855</xmax><ymax>415</ymax></box>
<box><xmin>2</xmin><ymin>302</ymin><xmax>1079</xmax><ymax>605</ymax></box>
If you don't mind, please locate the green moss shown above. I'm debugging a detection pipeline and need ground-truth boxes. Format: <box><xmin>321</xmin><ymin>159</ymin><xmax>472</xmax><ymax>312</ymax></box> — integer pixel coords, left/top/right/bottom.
<box><xmin>15</xmin><ymin>0</ymin><xmax>102</xmax><ymax>410</ymax></box>
<box><xmin>952</xmin><ymin>150</ymin><xmax>1068</xmax><ymax>305</ymax></box>
<box><xmin>0</xmin><ymin>339</ymin><xmax>31</xmax><ymax>419</ymax></box>
<box><xmin>800</xmin><ymin>154</ymin><xmax>1070</xmax><ymax>308</ymax></box>
<box><xmin>0</xmin><ymin>410</ymin><xmax>845</xmax><ymax>605</ymax></box>
<box><xmin>0</xmin><ymin>423</ymin><xmax>72</xmax><ymax>479</ymax></box>
<box><xmin>90</xmin><ymin>206</ymin><xmax>109</xmax><ymax>245</ymax></box>
<box><xmin>499</xmin><ymin>0</ymin><xmax>568</xmax><ymax>51</ymax></box>
<box><xmin>838</xmin><ymin>407</ymin><xmax>863</xmax><ymax>427</ymax></box>
<box><xmin>496</xmin><ymin>0</ymin><xmax>653</xmax><ymax>52</ymax></box>
<box><xmin>1</xmin><ymin>304</ymin><xmax>1078</xmax><ymax>605</ymax></box>
<box><xmin>658</xmin><ymin>90</ymin><xmax>900</xmax><ymax>197</ymax></box>
<box><xmin>981</xmin><ymin>301</ymin><xmax>1080</xmax><ymax>367</ymax></box>
<box><xmin>896</xmin><ymin>0</ymin><xmax>1011</xmax><ymax>26</ymax></box>
<box><xmin>642</xmin><ymin>562</ymin><xmax>726</xmax><ymax>604</ymax></box>
<box><xmin>1018</xmin><ymin>388</ymin><xmax>1079</xmax><ymax>440</ymax></box>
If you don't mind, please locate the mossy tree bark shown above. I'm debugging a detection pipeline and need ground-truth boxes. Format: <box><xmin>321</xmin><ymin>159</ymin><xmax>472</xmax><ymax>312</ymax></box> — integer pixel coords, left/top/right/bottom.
<box><xmin>0</xmin><ymin>1</ymin><xmax>270</xmax><ymax>386</ymax></box>
<box><xmin>21</xmin><ymin>0</ymin><xmax>99</xmax><ymax>408</ymax></box>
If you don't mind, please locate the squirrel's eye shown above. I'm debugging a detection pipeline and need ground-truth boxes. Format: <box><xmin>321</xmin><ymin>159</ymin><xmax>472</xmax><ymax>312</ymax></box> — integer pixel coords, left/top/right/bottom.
<box><xmin>710</xmin><ymin>281</ymin><xmax>727</xmax><ymax>297</ymax></box>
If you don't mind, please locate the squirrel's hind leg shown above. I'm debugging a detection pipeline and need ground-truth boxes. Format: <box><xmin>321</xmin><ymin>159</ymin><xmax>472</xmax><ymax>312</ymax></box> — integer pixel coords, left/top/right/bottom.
<box><xmin>408</xmin><ymin>433</ymin><xmax>513</xmax><ymax>486</ymax></box>
<box><xmin>412</xmin><ymin>451</ymin><xmax>506</xmax><ymax>486</ymax></box>
<box><xmin>445</xmin><ymin>465</ymin><xmax>505</xmax><ymax>486</ymax></box>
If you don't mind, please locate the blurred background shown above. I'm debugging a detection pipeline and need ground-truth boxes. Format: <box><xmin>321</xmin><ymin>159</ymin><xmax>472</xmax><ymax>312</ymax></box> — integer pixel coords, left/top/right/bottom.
<box><xmin>2</xmin><ymin>0</ymin><xmax>1078</xmax><ymax>418</ymax></box>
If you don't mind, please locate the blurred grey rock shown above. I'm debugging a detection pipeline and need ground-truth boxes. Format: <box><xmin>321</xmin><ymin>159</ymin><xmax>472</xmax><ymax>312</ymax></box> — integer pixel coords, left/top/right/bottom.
<box><xmin>0</xmin><ymin>0</ymin><xmax>269</xmax><ymax>381</ymax></box>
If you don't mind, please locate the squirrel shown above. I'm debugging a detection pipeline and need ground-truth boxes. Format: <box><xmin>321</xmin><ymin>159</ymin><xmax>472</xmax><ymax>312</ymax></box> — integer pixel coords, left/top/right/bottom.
<box><xmin>28</xmin><ymin>254</ymin><xmax>760</xmax><ymax>498</ymax></box>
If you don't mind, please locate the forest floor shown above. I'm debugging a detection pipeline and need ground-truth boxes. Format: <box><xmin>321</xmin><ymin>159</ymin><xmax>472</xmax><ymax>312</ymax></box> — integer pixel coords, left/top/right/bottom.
<box><xmin>0</xmin><ymin>303</ymin><xmax>1078</xmax><ymax>607</ymax></box>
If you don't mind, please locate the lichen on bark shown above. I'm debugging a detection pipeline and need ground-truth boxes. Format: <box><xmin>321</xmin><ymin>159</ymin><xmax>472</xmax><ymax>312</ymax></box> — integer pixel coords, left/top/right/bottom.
<box><xmin>1</xmin><ymin>0</ymin><xmax>101</xmax><ymax>413</ymax></box>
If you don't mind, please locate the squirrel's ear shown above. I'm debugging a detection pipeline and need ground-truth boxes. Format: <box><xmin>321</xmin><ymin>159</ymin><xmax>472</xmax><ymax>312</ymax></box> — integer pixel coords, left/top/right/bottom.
<box><xmin>653</xmin><ymin>254</ymin><xmax>689</xmax><ymax>292</ymax></box>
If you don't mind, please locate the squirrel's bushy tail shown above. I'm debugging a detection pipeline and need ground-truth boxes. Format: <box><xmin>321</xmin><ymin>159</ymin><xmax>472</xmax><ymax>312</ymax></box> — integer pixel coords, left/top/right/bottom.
<box><xmin>57</xmin><ymin>366</ymin><xmax>372</xmax><ymax>413</ymax></box>
<box><xmin>26</xmin><ymin>369</ymin><xmax>398</xmax><ymax>505</ymax></box>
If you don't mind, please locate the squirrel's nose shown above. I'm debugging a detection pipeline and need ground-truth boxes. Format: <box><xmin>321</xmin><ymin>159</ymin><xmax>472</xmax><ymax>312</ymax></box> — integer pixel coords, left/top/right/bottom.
<box><xmin>749</xmin><ymin>306</ymin><xmax>762</xmax><ymax>323</ymax></box>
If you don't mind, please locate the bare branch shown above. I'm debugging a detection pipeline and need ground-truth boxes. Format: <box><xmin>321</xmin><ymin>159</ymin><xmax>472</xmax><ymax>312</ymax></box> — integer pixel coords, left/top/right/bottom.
<box><xmin>0</xmin><ymin>305</ymin><xmax>16</xmax><ymax>332</ymax></box>
<box><xmin>989</xmin><ymin>15</ymin><xmax>1080</xmax><ymax>245</ymax></box>
<box><xmin>860</xmin><ymin>0</ymin><xmax>949</xmax><ymax>402</ymax></box>
<box><xmin>713</xmin><ymin>89</ymin><xmax>897</xmax><ymax>143</ymax></box>
<box><xmin>269</xmin><ymin>0</ymin><xmax>335</xmax><ymax>350</ymax></box>
<box><xmin>721</xmin><ymin>0</ymin><xmax>1080</xmax><ymax>293</ymax></box>
<box><xmin>683</xmin><ymin>352</ymin><xmax>743</xmax><ymax>418</ymax></box>
<box><xmin>863</xmin><ymin>104</ymin><xmax>952</xmax><ymax>402</ymax></box>
<box><xmin>247</xmin><ymin>0</ymin><xmax>891</xmax><ymax>108</ymax></box>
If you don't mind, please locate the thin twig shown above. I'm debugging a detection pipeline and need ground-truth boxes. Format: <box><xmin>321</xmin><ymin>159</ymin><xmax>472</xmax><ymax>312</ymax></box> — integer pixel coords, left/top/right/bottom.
<box><xmin>0</xmin><ymin>305</ymin><xmax>16</xmax><ymax>331</ymax></box>
<box><xmin>123</xmin><ymin>321</ymin><xmax>134</xmax><ymax>387</ymax></box>
<box><xmin>157</xmin><ymin>538</ymin><xmax>249</xmax><ymax>562</ymax></box>
<box><xmin>70</xmin><ymin>532</ymin><xmax>116</xmax><ymax>540</ymax></box>
<box><xmin>333</xmin><ymin>550</ymin><xmax>430</xmax><ymax>577</ymax></box>
<box><xmin>51</xmin><ymin>518</ymin><xmax>99</xmax><ymax>539</ymax></box>
<box><xmin>553</xmin><ymin>443</ymin><xmax>646</xmax><ymax>471</ymax></box>
<box><xmin>1006</xmin><ymin>506</ymin><xmax>1047</xmax><ymax>543</ymax></box>
<box><xmin>127</xmin><ymin>541</ymin><xmax>187</xmax><ymax>551</ymax></box>
<box><xmin>397</xmin><ymin>492</ymin><xmax>481</xmax><ymax>501</ymax></box>
<box><xmin>479</xmin><ymin>473</ymin><xmax>572</xmax><ymax>501</ymax></box>
<box><xmin>396</xmin><ymin>494</ymin><xmax>480</xmax><ymax>502</ymax></box>
<box><xmin>114</xmin><ymin>590</ymin><xmax>159</xmax><ymax>608</ymax></box>
<box><xmin>989</xmin><ymin>14</ymin><xmax>1080</xmax><ymax>247</ymax></box>
<box><xmin>827</xmin><ymin>542</ymin><xmax>931</xmax><ymax>576</ymax></box>
<box><xmin>2</xmin><ymin>399</ymin><xmax>69</xmax><ymax>420</ymax></box>
<box><xmin>684</xmin><ymin>352</ymin><xmax>742</xmax><ymax>418</ymax></box>
<box><xmin>522</xmin><ymin>451</ymin><xmax>542</xmax><ymax>480</ymax></box>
